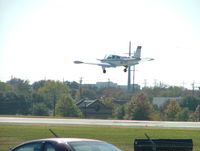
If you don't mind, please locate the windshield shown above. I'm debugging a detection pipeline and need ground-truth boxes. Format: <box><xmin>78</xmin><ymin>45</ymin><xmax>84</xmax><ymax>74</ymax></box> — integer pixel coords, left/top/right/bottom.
<box><xmin>68</xmin><ymin>141</ymin><xmax>122</xmax><ymax>151</ymax></box>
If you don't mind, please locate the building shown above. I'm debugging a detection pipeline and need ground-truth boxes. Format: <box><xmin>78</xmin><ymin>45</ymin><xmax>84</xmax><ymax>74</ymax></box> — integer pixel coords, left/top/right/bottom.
<box><xmin>76</xmin><ymin>99</ymin><xmax>112</xmax><ymax>119</ymax></box>
<box><xmin>96</xmin><ymin>81</ymin><xmax>118</xmax><ymax>88</ymax></box>
<box><xmin>153</xmin><ymin>97</ymin><xmax>183</xmax><ymax>107</ymax></box>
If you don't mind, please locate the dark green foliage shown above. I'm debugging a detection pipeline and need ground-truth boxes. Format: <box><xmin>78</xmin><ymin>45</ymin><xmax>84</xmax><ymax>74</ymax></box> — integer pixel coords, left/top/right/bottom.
<box><xmin>65</xmin><ymin>81</ymin><xmax>79</xmax><ymax>99</ymax></box>
<box><xmin>165</xmin><ymin>99</ymin><xmax>181</xmax><ymax>121</ymax></box>
<box><xmin>0</xmin><ymin>81</ymin><xmax>12</xmax><ymax>93</ymax></box>
<box><xmin>113</xmin><ymin>105</ymin><xmax>125</xmax><ymax>119</ymax></box>
<box><xmin>1</xmin><ymin>77</ymin><xmax>200</xmax><ymax>121</ymax></box>
<box><xmin>7</xmin><ymin>78</ymin><xmax>31</xmax><ymax>95</ymax></box>
<box><xmin>32</xmin><ymin>80</ymin><xmax>47</xmax><ymax>91</ymax></box>
<box><xmin>0</xmin><ymin>92</ymin><xmax>29</xmax><ymax>115</ymax></box>
<box><xmin>37</xmin><ymin>80</ymin><xmax>70</xmax><ymax>116</ymax></box>
<box><xmin>142</xmin><ymin>86</ymin><xmax>184</xmax><ymax>98</ymax></box>
<box><xmin>180</xmin><ymin>96</ymin><xmax>200</xmax><ymax>111</ymax></box>
<box><xmin>32</xmin><ymin>102</ymin><xmax>49</xmax><ymax>116</ymax></box>
<box><xmin>176</xmin><ymin>108</ymin><xmax>190</xmax><ymax>121</ymax></box>
<box><xmin>191</xmin><ymin>105</ymin><xmax>200</xmax><ymax>121</ymax></box>
<box><xmin>56</xmin><ymin>94</ymin><xmax>82</xmax><ymax>117</ymax></box>
<box><xmin>124</xmin><ymin>92</ymin><xmax>152</xmax><ymax>120</ymax></box>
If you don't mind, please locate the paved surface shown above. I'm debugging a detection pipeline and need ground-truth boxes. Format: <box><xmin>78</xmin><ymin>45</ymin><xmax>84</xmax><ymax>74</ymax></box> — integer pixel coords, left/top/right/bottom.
<box><xmin>0</xmin><ymin>117</ymin><xmax>200</xmax><ymax>128</ymax></box>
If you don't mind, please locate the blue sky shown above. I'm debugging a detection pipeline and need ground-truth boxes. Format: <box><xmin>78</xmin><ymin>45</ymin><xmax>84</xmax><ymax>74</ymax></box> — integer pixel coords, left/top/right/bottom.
<box><xmin>0</xmin><ymin>0</ymin><xmax>200</xmax><ymax>89</ymax></box>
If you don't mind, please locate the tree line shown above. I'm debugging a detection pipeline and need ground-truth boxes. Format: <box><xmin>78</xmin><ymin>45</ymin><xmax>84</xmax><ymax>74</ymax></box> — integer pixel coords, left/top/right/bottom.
<box><xmin>0</xmin><ymin>78</ymin><xmax>200</xmax><ymax>121</ymax></box>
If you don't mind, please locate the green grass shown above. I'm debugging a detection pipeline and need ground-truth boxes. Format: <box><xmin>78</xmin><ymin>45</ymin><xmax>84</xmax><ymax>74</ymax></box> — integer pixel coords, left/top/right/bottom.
<box><xmin>1</xmin><ymin>124</ymin><xmax>200</xmax><ymax>151</ymax></box>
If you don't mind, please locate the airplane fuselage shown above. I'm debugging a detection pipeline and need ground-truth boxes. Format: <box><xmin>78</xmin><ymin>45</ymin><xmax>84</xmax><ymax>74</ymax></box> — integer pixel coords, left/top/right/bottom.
<box><xmin>100</xmin><ymin>57</ymin><xmax>141</xmax><ymax>67</ymax></box>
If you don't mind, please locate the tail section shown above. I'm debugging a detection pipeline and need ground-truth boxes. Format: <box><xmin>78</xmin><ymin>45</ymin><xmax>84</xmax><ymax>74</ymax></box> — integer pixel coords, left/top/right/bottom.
<box><xmin>134</xmin><ymin>46</ymin><xmax>142</xmax><ymax>58</ymax></box>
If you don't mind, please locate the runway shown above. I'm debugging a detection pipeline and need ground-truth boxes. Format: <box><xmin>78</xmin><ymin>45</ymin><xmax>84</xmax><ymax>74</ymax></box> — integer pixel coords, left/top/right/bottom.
<box><xmin>0</xmin><ymin>117</ymin><xmax>200</xmax><ymax>128</ymax></box>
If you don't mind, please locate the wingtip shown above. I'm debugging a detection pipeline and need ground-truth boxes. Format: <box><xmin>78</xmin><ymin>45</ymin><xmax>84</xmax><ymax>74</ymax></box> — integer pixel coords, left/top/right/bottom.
<box><xmin>74</xmin><ymin>61</ymin><xmax>83</xmax><ymax>64</ymax></box>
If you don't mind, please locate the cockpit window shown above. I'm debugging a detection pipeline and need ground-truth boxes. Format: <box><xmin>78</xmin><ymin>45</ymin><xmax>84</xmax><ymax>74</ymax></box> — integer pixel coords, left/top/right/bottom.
<box><xmin>106</xmin><ymin>55</ymin><xmax>120</xmax><ymax>59</ymax></box>
<box><xmin>106</xmin><ymin>55</ymin><xmax>113</xmax><ymax>59</ymax></box>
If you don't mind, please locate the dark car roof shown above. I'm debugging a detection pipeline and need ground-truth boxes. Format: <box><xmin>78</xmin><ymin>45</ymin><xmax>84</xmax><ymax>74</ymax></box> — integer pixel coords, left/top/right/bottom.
<box><xmin>12</xmin><ymin>138</ymin><xmax>105</xmax><ymax>151</ymax></box>
<box><xmin>19</xmin><ymin>138</ymin><xmax>103</xmax><ymax>145</ymax></box>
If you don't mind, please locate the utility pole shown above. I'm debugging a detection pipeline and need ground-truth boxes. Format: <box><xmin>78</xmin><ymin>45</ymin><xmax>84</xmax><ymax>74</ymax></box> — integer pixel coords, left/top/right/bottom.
<box><xmin>79</xmin><ymin>77</ymin><xmax>83</xmax><ymax>99</ymax></box>
<box><xmin>127</xmin><ymin>41</ymin><xmax>131</xmax><ymax>92</ymax></box>
<box><xmin>144</xmin><ymin>79</ymin><xmax>147</xmax><ymax>88</ymax></box>
<box><xmin>182</xmin><ymin>81</ymin><xmax>185</xmax><ymax>88</ymax></box>
<box><xmin>132</xmin><ymin>65</ymin><xmax>135</xmax><ymax>92</ymax></box>
<box><xmin>192</xmin><ymin>81</ymin><xmax>195</xmax><ymax>96</ymax></box>
<box><xmin>108</xmin><ymin>78</ymin><xmax>110</xmax><ymax>87</ymax></box>
<box><xmin>154</xmin><ymin>79</ymin><xmax>157</xmax><ymax>87</ymax></box>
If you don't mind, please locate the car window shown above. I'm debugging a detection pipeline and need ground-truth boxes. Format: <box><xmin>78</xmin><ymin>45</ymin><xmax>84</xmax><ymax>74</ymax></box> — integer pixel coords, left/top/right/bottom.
<box><xmin>68</xmin><ymin>141</ymin><xmax>121</xmax><ymax>151</ymax></box>
<box><xmin>13</xmin><ymin>142</ymin><xmax>42</xmax><ymax>151</ymax></box>
<box><xmin>44</xmin><ymin>143</ymin><xmax>56</xmax><ymax>151</ymax></box>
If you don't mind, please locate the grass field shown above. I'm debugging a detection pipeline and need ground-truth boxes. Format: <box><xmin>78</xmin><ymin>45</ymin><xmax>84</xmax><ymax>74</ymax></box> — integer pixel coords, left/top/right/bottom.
<box><xmin>1</xmin><ymin>124</ymin><xmax>200</xmax><ymax>151</ymax></box>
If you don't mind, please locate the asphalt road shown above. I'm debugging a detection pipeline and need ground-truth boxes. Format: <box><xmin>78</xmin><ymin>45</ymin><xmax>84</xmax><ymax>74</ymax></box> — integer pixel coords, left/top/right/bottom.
<box><xmin>1</xmin><ymin>117</ymin><xmax>200</xmax><ymax>128</ymax></box>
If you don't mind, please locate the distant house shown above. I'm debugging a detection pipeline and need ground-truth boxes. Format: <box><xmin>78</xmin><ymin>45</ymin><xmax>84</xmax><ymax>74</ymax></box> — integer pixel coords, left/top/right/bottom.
<box><xmin>153</xmin><ymin>97</ymin><xmax>183</xmax><ymax>107</ymax></box>
<box><xmin>113</xmin><ymin>99</ymin><xmax>129</xmax><ymax>105</ymax></box>
<box><xmin>76</xmin><ymin>99</ymin><xmax>112</xmax><ymax>119</ymax></box>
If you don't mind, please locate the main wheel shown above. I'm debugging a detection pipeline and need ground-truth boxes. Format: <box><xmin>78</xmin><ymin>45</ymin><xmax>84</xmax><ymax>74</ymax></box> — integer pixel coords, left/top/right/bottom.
<box><xmin>124</xmin><ymin>68</ymin><xmax>127</xmax><ymax>72</ymax></box>
<box><xmin>103</xmin><ymin>69</ymin><xmax>106</xmax><ymax>73</ymax></box>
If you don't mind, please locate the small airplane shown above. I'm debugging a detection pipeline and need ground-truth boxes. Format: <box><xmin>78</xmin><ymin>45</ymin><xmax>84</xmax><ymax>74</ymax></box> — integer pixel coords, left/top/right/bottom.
<box><xmin>74</xmin><ymin>45</ymin><xmax>154</xmax><ymax>73</ymax></box>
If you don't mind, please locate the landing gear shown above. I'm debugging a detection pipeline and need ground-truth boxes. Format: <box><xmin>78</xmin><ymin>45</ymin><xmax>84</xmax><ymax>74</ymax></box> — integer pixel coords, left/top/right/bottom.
<box><xmin>124</xmin><ymin>66</ymin><xmax>128</xmax><ymax>72</ymax></box>
<box><xmin>102</xmin><ymin>67</ymin><xmax>106</xmax><ymax>73</ymax></box>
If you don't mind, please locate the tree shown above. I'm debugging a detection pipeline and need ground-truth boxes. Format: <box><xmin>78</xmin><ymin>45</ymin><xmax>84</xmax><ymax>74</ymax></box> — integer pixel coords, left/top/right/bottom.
<box><xmin>191</xmin><ymin>105</ymin><xmax>200</xmax><ymax>121</ymax></box>
<box><xmin>32</xmin><ymin>80</ymin><xmax>47</xmax><ymax>91</ymax></box>
<box><xmin>157</xmin><ymin>86</ymin><xmax>183</xmax><ymax>97</ymax></box>
<box><xmin>113</xmin><ymin>105</ymin><xmax>125</xmax><ymax>119</ymax></box>
<box><xmin>32</xmin><ymin>102</ymin><xmax>49</xmax><ymax>116</ymax></box>
<box><xmin>7</xmin><ymin>78</ymin><xmax>31</xmax><ymax>95</ymax></box>
<box><xmin>102</xmin><ymin>97</ymin><xmax>115</xmax><ymax>108</ymax></box>
<box><xmin>124</xmin><ymin>92</ymin><xmax>152</xmax><ymax>120</ymax></box>
<box><xmin>165</xmin><ymin>99</ymin><xmax>181</xmax><ymax>121</ymax></box>
<box><xmin>65</xmin><ymin>81</ymin><xmax>79</xmax><ymax>99</ymax></box>
<box><xmin>38</xmin><ymin>80</ymin><xmax>70</xmax><ymax>116</ymax></box>
<box><xmin>142</xmin><ymin>86</ymin><xmax>184</xmax><ymax>98</ymax></box>
<box><xmin>176</xmin><ymin>108</ymin><xmax>190</xmax><ymax>121</ymax></box>
<box><xmin>0</xmin><ymin>82</ymin><xmax>12</xmax><ymax>93</ymax></box>
<box><xmin>0</xmin><ymin>92</ymin><xmax>29</xmax><ymax>115</ymax></box>
<box><xmin>180</xmin><ymin>96</ymin><xmax>200</xmax><ymax>111</ymax></box>
<box><xmin>56</xmin><ymin>94</ymin><xmax>82</xmax><ymax>117</ymax></box>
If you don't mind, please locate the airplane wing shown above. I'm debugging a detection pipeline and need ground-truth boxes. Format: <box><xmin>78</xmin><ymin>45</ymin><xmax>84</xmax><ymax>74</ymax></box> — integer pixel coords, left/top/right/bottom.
<box><xmin>140</xmin><ymin>58</ymin><xmax>154</xmax><ymax>62</ymax></box>
<box><xmin>74</xmin><ymin>61</ymin><xmax>114</xmax><ymax>67</ymax></box>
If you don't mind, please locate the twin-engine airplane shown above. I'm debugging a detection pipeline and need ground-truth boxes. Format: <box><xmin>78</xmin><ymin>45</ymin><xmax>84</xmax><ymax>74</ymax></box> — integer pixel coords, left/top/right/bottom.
<box><xmin>74</xmin><ymin>45</ymin><xmax>154</xmax><ymax>73</ymax></box>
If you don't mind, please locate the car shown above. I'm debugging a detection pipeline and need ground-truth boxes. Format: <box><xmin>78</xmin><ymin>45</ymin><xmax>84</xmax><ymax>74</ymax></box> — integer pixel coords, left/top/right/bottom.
<box><xmin>10</xmin><ymin>138</ymin><xmax>122</xmax><ymax>151</ymax></box>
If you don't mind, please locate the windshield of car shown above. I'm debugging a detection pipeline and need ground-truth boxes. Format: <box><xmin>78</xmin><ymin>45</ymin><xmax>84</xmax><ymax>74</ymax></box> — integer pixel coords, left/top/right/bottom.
<box><xmin>68</xmin><ymin>141</ymin><xmax>122</xmax><ymax>151</ymax></box>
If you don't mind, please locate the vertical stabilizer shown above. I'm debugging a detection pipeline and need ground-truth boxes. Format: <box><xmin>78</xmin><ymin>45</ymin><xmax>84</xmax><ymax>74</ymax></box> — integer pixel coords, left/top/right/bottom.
<box><xmin>134</xmin><ymin>46</ymin><xmax>142</xmax><ymax>58</ymax></box>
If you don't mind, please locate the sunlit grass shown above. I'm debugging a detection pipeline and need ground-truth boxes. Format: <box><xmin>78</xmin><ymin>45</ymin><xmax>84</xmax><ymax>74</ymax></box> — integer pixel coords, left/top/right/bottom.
<box><xmin>0</xmin><ymin>124</ymin><xmax>200</xmax><ymax>151</ymax></box>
